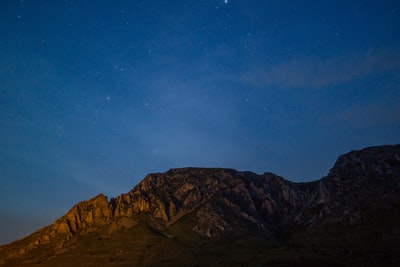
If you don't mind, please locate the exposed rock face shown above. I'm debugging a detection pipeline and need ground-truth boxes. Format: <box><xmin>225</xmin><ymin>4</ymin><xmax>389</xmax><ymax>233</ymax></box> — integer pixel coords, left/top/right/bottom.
<box><xmin>110</xmin><ymin>168</ymin><xmax>313</xmax><ymax>237</ymax></box>
<box><xmin>53</xmin><ymin>194</ymin><xmax>112</xmax><ymax>236</ymax></box>
<box><xmin>297</xmin><ymin>145</ymin><xmax>400</xmax><ymax>227</ymax></box>
<box><xmin>0</xmin><ymin>144</ymin><xmax>399</xmax><ymax>265</ymax></box>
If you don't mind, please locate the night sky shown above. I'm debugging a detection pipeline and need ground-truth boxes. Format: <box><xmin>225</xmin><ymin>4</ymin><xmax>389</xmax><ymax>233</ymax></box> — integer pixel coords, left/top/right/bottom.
<box><xmin>1</xmin><ymin>0</ymin><xmax>399</xmax><ymax>244</ymax></box>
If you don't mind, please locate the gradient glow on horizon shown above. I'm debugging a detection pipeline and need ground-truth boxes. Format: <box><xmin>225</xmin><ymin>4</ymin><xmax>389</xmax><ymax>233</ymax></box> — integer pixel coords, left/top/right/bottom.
<box><xmin>0</xmin><ymin>0</ymin><xmax>399</xmax><ymax>244</ymax></box>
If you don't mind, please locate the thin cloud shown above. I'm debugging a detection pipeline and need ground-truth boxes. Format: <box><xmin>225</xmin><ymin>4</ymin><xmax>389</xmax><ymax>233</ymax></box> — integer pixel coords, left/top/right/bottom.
<box><xmin>321</xmin><ymin>102</ymin><xmax>400</xmax><ymax>127</ymax></box>
<box><xmin>241</xmin><ymin>48</ymin><xmax>400</xmax><ymax>89</ymax></box>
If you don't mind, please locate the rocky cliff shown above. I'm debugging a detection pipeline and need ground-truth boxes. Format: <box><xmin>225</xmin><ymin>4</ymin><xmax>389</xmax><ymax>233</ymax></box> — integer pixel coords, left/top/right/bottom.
<box><xmin>41</xmin><ymin>168</ymin><xmax>314</xmax><ymax>241</ymax></box>
<box><xmin>0</xmin><ymin>145</ymin><xmax>399</xmax><ymax>266</ymax></box>
<box><xmin>297</xmin><ymin>145</ymin><xmax>400</xmax><ymax>227</ymax></box>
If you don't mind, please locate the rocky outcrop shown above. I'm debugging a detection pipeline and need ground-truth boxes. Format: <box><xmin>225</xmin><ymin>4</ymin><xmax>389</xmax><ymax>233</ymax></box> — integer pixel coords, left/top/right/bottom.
<box><xmin>108</xmin><ymin>168</ymin><xmax>313</xmax><ymax>237</ymax></box>
<box><xmin>1</xmin><ymin>144</ymin><xmax>399</xmax><ymax>265</ymax></box>
<box><xmin>51</xmin><ymin>194</ymin><xmax>112</xmax><ymax>237</ymax></box>
<box><xmin>297</xmin><ymin>145</ymin><xmax>400</xmax><ymax>227</ymax></box>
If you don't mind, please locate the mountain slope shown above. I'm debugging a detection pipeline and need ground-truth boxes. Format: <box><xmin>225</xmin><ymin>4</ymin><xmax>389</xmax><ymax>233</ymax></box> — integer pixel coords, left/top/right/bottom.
<box><xmin>297</xmin><ymin>144</ymin><xmax>400</xmax><ymax>227</ymax></box>
<box><xmin>0</xmin><ymin>145</ymin><xmax>399</xmax><ymax>266</ymax></box>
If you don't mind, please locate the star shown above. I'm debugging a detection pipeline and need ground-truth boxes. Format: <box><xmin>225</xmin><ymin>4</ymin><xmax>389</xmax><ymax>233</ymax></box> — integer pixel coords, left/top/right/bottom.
<box><xmin>1</xmin><ymin>0</ymin><xmax>398</xmax><ymax>247</ymax></box>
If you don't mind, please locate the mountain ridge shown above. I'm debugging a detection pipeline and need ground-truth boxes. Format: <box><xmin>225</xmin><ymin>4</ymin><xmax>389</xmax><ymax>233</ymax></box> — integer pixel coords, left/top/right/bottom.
<box><xmin>1</xmin><ymin>144</ymin><xmax>399</xmax><ymax>266</ymax></box>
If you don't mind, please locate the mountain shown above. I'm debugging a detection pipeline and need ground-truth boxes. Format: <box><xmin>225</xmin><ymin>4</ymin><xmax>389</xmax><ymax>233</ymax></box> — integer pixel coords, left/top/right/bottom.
<box><xmin>0</xmin><ymin>145</ymin><xmax>399</xmax><ymax>266</ymax></box>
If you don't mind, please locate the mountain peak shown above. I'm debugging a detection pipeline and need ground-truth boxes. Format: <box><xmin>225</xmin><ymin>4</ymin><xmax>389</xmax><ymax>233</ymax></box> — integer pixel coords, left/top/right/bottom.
<box><xmin>1</xmin><ymin>145</ymin><xmax>399</xmax><ymax>266</ymax></box>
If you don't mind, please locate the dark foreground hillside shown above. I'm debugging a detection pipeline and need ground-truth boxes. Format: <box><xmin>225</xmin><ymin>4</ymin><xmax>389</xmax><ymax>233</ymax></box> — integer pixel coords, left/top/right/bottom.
<box><xmin>1</xmin><ymin>145</ymin><xmax>399</xmax><ymax>266</ymax></box>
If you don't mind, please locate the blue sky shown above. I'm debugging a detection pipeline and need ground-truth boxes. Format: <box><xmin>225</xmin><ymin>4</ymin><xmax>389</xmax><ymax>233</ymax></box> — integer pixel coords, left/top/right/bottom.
<box><xmin>0</xmin><ymin>0</ymin><xmax>399</xmax><ymax>244</ymax></box>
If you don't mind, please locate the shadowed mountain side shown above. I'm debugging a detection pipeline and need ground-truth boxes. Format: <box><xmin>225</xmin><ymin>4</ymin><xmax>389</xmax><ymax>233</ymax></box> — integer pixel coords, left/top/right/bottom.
<box><xmin>0</xmin><ymin>145</ymin><xmax>399</xmax><ymax>266</ymax></box>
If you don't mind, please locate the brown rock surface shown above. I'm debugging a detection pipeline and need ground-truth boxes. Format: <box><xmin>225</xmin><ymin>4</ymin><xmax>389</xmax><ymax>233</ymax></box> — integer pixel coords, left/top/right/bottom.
<box><xmin>0</xmin><ymin>145</ymin><xmax>399</xmax><ymax>266</ymax></box>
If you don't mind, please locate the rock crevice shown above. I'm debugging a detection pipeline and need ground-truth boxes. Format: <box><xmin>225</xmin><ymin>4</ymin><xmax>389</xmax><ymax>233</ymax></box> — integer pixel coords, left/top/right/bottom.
<box><xmin>1</xmin><ymin>145</ymin><xmax>399</xmax><ymax>262</ymax></box>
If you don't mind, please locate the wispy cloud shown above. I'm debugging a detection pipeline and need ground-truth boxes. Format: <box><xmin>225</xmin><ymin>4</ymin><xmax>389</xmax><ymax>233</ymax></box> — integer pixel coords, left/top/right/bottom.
<box><xmin>240</xmin><ymin>48</ymin><xmax>400</xmax><ymax>89</ymax></box>
<box><xmin>320</xmin><ymin>101</ymin><xmax>400</xmax><ymax>127</ymax></box>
